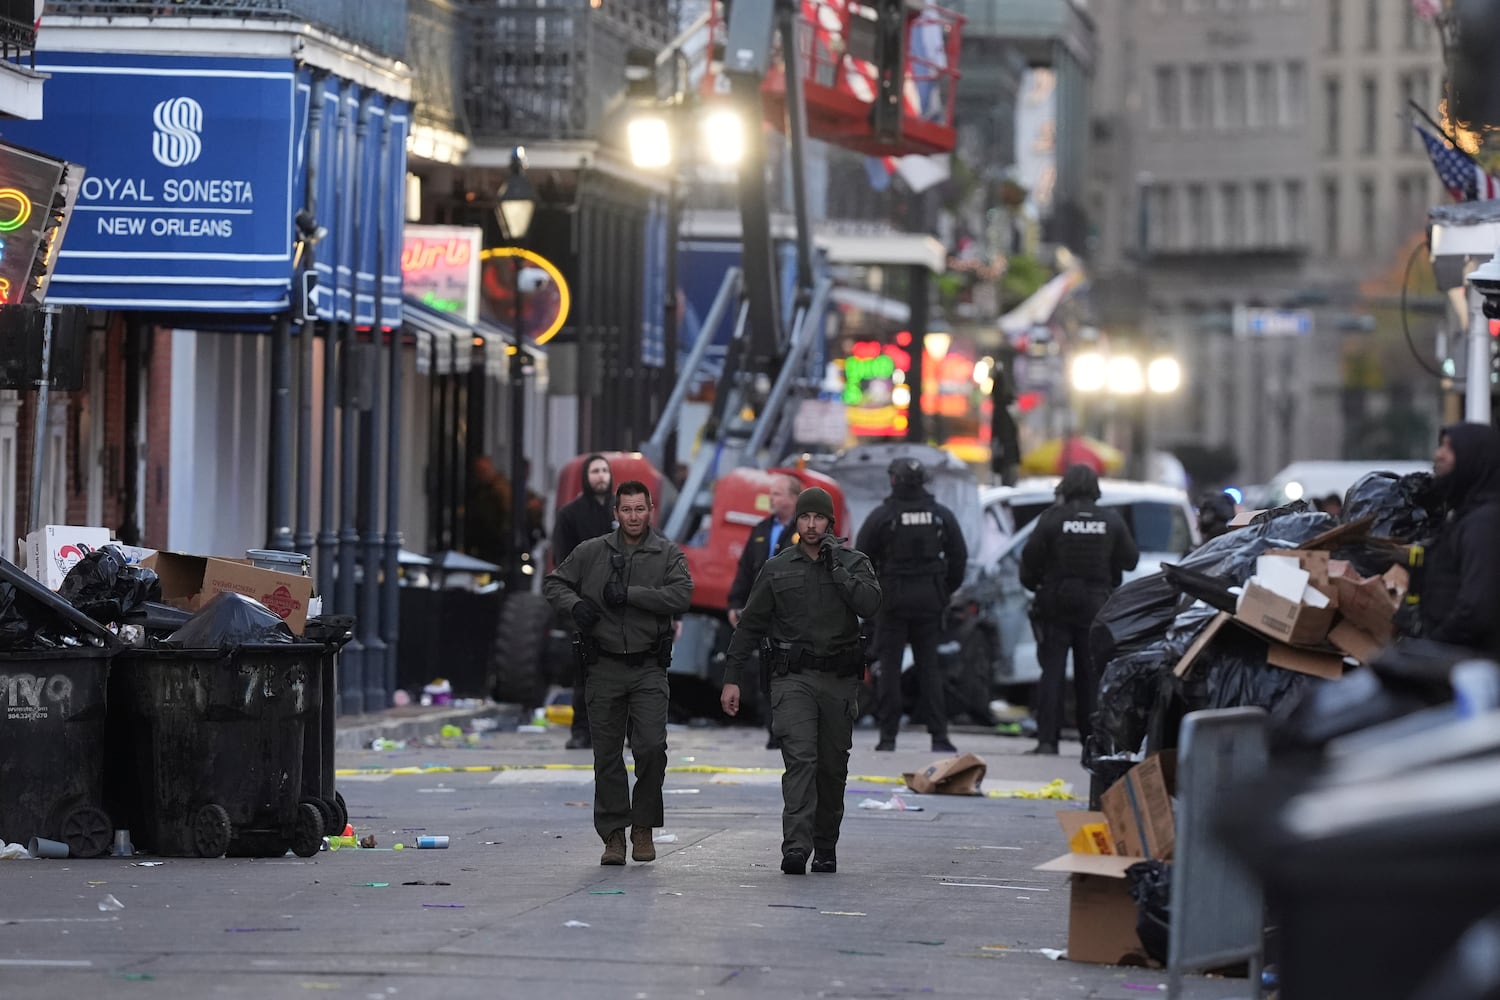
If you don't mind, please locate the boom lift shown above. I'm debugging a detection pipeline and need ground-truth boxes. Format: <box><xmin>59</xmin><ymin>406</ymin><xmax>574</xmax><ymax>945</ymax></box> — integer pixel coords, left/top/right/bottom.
<box><xmin>492</xmin><ymin>1</ymin><xmax>964</xmax><ymax>710</ymax></box>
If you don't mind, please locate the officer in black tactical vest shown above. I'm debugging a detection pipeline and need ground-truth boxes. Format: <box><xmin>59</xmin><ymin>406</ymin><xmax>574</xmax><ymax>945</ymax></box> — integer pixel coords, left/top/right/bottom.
<box><xmin>855</xmin><ymin>457</ymin><xmax>968</xmax><ymax>753</ymax></box>
<box><xmin>1020</xmin><ymin>464</ymin><xmax>1139</xmax><ymax>755</ymax></box>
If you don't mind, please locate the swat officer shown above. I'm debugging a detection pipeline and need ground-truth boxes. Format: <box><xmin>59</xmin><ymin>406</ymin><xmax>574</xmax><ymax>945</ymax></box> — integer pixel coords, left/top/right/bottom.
<box><xmin>1020</xmin><ymin>464</ymin><xmax>1139</xmax><ymax>756</ymax></box>
<box><xmin>720</xmin><ymin>487</ymin><xmax>882</xmax><ymax>876</ymax></box>
<box><xmin>543</xmin><ymin>481</ymin><xmax>694</xmax><ymax>866</ymax></box>
<box><xmin>855</xmin><ymin>457</ymin><xmax>968</xmax><ymax>753</ymax></box>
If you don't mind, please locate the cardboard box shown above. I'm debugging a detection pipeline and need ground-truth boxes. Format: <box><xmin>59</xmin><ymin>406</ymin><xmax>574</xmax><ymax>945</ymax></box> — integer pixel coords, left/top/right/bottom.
<box><xmin>1331</xmin><ymin>563</ymin><xmax>1406</xmax><ymax>642</ymax></box>
<box><xmin>1328</xmin><ymin>619</ymin><xmax>1387</xmax><ymax>664</ymax></box>
<box><xmin>1227</xmin><ymin>509</ymin><xmax>1267</xmax><ymax>529</ymax></box>
<box><xmin>1264</xmin><ymin>640</ymin><xmax>1346</xmax><ymax>679</ymax></box>
<box><xmin>145</xmin><ymin>551</ymin><xmax>314</xmax><ymax>634</ymax></box>
<box><xmin>902</xmin><ymin>752</ymin><xmax>987</xmax><ymax>795</ymax></box>
<box><xmin>1100</xmin><ymin>752</ymin><xmax>1177</xmax><ymax>861</ymax></box>
<box><xmin>23</xmin><ymin>525</ymin><xmax>113</xmax><ymax>589</ymax></box>
<box><xmin>1034</xmin><ymin>850</ymin><xmax>1150</xmax><ymax>965</ymax></box>
<box><xmin>1235</xmin><ymin>580</ymin><xmax>1337</xmax><ymax>646</ymax></box>
<box><xmin>1058</xmin><ymin>809</ymin><xmax>1116</xmax><ymax>855</ymax></box>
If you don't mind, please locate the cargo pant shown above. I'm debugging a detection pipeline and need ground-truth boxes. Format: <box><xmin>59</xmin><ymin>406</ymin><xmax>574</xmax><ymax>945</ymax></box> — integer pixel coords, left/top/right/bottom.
<box><xmin>586</xmin><ymin>656</ymin><xmax>669</xmax><ymax>840</ymax></box>
<box><xmin>770</xmin><ymin>669</ymin><xmax>860</xmax><ymax>857</ymax></box>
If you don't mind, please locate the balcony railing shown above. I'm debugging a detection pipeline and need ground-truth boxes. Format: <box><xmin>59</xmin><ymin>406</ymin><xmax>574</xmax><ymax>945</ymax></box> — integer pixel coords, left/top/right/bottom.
<box><xmin>0</xmin><ymin>0</ymin><xmax>37</xmax><ymax>66</ymax></box>
<box><xmin>408</xmin><ymin>0</ymin><xmax>463</xmax><ymax>131</ymax></box>
<box><xmin>464</xmin><ymin>0</ymin><xmax>679</xmax><ymax>145</ymax></box>
<box><xmin>43</xmin><ymin>0</ymin><xmax>407</xmax><ymax>60</ymax></box>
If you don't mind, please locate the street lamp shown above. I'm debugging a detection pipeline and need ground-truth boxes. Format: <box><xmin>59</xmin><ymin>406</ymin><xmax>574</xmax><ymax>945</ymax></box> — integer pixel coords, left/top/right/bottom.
<box><xmin>495</xmin><ymin>148</ymin><xmax>537</xmax><ymax>589</ymax></box>
<box><xmin>1068</xmin><ymin>349</ymin><xmax>1181</xmax><ymax>479</ymax></box>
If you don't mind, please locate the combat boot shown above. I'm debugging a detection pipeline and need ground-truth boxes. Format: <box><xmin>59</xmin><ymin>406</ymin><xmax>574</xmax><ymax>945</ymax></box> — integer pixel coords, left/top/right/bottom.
<box><xmin>600</xmin><ymin>829</ymin><xmax>626</xmax><ymax>865</ymax></box>
<box><xmin>631</xmin><ymin>827</ymin><xmax>656</xmax><ymax>862</ymax></box>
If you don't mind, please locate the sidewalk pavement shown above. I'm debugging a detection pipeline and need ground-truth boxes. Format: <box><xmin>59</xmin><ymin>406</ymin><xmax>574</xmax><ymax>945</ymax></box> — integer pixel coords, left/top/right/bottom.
<box><xmin>333</xmin><ymin>701</ymin><xmax>524</xmax><ymax>751</ymax></box>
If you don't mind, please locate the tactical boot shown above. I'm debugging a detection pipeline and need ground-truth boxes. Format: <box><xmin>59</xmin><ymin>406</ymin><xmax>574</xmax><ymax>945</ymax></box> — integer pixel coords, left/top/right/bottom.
<box><xmin>631</xmin><ymin>827</ymin><xmax>656</xmax><ymax>862</ymax></box>
<box><xmin>811</xmin><ymin>849</ymin><xmax>837</xmax><ymax>873</ymax></box>
<box><xmin>600</xmin><ymin>829</ymin><xmax>626</xmax><ymax>865</ymax></box>
<box><xmin>931</xmin><ymin>737</ymin><xmax>958</xmax><ymax>753</ymax></box>
<box><xmin>874</xmin><ymin>740</ymin><xmax>896</xmax><ymax>752</ymax></box>
<box><xmin>1025</xmin><ymin>741</ymin><xmax>1059</xmax><ymax>756</ymax></box>
<box><xmin>565</xmin><ymin>734</ymin><xmax>592</xmax><ymax>750</ymax></box>
<box><xmin>781</xmin><ymin>848</ymin><xmax>808</xmax><ymax>875</ymax></box>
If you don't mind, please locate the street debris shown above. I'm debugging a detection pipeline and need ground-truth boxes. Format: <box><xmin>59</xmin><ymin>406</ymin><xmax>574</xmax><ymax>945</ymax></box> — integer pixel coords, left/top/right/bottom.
<box><xmin>129</xmin><ymin>861</ymin><xmax>165</xmax><ymax>868</ymax></box>
<box><xmin>858</xmin><ymin>794</ymin><xmax>922</xmax><ymax>812</ymax></box>
<box><xmin>0</xmin><ymin>842</ymin><xmax>31</xmax><ymax>860</ymax></box>
<box><xmin>421</xmin><ymin>903</ymin><xmax>463</xmax><ymax>908</ymax></box>
<box><xmin>821</xmin><ymin>911</ymin><xmax>867</xmax><ymax>917</ymax></box>
<box><xmin>401</xmin><ymin>881</ymin><xmax>451</xmax><ymax>886</ymax></box>
<box><xmin>96</xmin><ymin>894</ymin><xmax>124</xmax><ymax>911</ymax></box>
<box><xmin>589</xmin><ymin>889</ymin><xmax>625</xmax><ymax>895</ymax></box>
<box><xmin>652</xmin><ymin>833</ymin><xmax>679</xmax><ymax>843</ymax></box>
<box><xmin>563</xmin><ymin>920</ymin><xmax>591</xmax><ymax>928</ymax></box>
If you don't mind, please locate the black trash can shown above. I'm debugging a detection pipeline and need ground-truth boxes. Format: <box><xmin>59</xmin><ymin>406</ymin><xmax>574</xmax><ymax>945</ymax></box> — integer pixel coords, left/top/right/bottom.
<box><xmin>1221</xmin><ymin>759</ymin><xmax>1500</xmax><ymax>1000</ymax></box>
<box><xmin>107</xmin><ymin>643</ymin><xmax>325</xmax><ymax>858</ymax></box>
<box><xmin>300</xmin><ymin>616</ymin><xmax>354</xmax><ymax>837</ymax></box>
<box><xmin>0</xmin><ymin>645</ymin><xmax>116</xmax><ymax>858</ymax></box>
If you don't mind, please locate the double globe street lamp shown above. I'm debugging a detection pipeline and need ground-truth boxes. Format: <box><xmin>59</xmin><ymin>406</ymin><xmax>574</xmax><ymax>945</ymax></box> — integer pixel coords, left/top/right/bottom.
<box><xmin>1069</xmin><ymin>349</ymin><xmax>1182</xmax><ymax>479</ymax></box>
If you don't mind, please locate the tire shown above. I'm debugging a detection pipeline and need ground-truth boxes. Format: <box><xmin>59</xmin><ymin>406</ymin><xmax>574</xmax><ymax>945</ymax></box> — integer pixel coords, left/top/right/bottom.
<box><xmin>60</xmin><ymin>806</ymin><xmax>113</xmax><ymax>859</ymax></box>
<box><xmin>332</xmin><ymin>790</ymin><xmax>349</xmax><ymax>835</ymax></box>
<box><xmin>303</xmin><ymin>796</ymin><xmax>338</xmax><ymax>841</ymax></box>
<box><xmin>489</xmin><ymin>590</ymin><xmax>553</xmax><ymax>710</ymax></box>
<box><xmin>290</xmin><ymin>802</ymin><xmax>325</xmax><ymax>859</ymax></box>
<box><xmin>192</xmin><ymin>804</ymin><xmax>233</xmax><ymax>859</ymax></box>
<box><xmin>950</xmin><ymin>627</ymin><xmax>999</xmax><ymax>726</ymax></box>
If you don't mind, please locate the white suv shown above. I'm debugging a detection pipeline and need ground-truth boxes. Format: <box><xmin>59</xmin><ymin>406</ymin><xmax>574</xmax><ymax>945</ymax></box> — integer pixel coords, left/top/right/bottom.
<box><xmin>952</xmin><ymin>478</ymin><xmax>1200</xmax><ymax>697</ymax></box>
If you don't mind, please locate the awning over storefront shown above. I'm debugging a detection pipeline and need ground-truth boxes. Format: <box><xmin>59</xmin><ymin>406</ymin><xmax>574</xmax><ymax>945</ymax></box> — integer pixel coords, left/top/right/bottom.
<box><xmin>401</xmin><ymin>296</ymin><xmax>545</xmax><ymax>376</ymax></box>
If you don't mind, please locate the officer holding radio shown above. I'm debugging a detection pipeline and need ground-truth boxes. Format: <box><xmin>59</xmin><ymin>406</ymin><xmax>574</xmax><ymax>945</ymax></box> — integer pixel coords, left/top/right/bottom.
<box><xmin>543</xmin><ymin>480</ymin><xmax>694</xmax><ymax>866</ymax></box>
<box><xmin>720</xmin><ymin>487</ymin><xmax>882</xmax><ymax>876</ymax></box>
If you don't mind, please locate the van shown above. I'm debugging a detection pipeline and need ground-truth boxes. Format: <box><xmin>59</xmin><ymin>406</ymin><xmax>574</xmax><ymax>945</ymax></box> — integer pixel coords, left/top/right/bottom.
<box><xmin>1263</xmin><ymin>460</ymin><xmax>1431</xmax><ymax>509</ymax></box>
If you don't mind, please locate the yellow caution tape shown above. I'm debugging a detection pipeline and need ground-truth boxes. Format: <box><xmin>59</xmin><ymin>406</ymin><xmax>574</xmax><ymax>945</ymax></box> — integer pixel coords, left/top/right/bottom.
<box><xmin>336</xmin><ymin>761</ymin><xmax>1076</xmax><ymax>800</ymax></box>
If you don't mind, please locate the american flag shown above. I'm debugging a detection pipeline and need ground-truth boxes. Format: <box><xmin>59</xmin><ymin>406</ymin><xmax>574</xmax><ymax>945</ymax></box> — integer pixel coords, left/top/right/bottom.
<box><xmin>1415</xmin><ymin>122</ymin><xmax>1500</xmax><ymax>201</ymax></box>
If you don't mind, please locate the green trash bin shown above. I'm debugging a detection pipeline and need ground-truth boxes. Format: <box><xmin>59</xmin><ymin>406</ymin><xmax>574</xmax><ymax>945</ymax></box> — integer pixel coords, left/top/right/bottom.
<box><xmin>107</xmin><ymin>643</ymin><xmax>325</xmax><ymax>858</ymax></box>
<box><xmin>0</xmin><ymin>645</ymin><xmax>117</xmax><ymax>858</ymax></box>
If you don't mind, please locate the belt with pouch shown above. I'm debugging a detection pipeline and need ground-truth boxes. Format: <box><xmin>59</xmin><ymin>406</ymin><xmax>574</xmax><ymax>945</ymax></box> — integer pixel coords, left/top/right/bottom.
<box><xmin>599</xmin><ymin>648</ymin><xmax>656</xmax><ymax>667</ymax></box>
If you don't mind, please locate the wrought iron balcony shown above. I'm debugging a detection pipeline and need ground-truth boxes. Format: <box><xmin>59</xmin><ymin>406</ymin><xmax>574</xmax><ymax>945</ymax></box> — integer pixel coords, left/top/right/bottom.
<box><xmin>43</xmin><ymin>0</ymin><xmax>407</xmax><ymax>60</ymax></box>
<box><xmin>463</xmin><ymin>0</ymin><xmax>679</xmax><ymax>145</ymax></box>
<box><xmin>408</xmin><ymin>0</ymin><xmax>464</xmax><ymax>131</ymax></box>
<box><xmin>0</xmin><ymin>0</ymin><xmax>38</xmax><ymax>66</ymax></box>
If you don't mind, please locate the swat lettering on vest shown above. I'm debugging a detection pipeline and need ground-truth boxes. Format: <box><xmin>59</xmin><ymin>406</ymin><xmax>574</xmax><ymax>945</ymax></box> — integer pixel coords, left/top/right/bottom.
<box><xmin>1061</xmin><ymin>519</ymin><xmax>1109</xmax><ymax>534</ymax></box>
<box><xmin>900</xmin><ymin>511</ymin><xmax>934</xmax><ymax>525</ymax></box>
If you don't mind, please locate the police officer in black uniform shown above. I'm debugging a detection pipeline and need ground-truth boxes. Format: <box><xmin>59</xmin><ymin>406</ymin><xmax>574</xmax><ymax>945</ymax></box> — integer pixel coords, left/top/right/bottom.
<box><xmin>855</xmin><ymin>457</ymin><xmax>969</xmax><ymax>753</ymax></box>
<box><xmin>1020</xmin><ymin>464</ymin><xmax>1139</xmax><ymax>755</ymax></box>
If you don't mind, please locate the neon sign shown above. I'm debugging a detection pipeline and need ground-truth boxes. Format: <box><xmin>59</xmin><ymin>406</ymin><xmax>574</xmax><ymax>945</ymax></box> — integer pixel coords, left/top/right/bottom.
<box><xmin>402</xmin><ymin>225</ymin><xmax>483</xmax><ymax>324</ymax></box>
<box><xmin>479</xmin><ymin>247</ymin><xmax>571</xmax><ymax>346</ymax></box>
<box><xmin>0</xmin><ymin>188</ymin><xmax>33</xmax><ymax>232</ymax></box>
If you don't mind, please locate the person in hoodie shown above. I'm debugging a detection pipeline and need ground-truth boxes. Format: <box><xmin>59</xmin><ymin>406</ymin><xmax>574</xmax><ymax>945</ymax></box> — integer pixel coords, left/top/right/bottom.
<box><xmin>1421</xmin><ymin>423</ymin><xmax>1500</xmax><ymax>659</ymax></box>
<box><xmin>1020</xmin><ymin>464</ymin><xmax>1139</xmax><ymax>755</ymax></box>
<box><xmin>552</xmin><ymin>454</ymin><xmax>617</xmax><ymax>749</ymax></box>
<box><xmin>855</xmin><ymin>457</ymin><xmax>968</xmax><ymax>753</ymax></box>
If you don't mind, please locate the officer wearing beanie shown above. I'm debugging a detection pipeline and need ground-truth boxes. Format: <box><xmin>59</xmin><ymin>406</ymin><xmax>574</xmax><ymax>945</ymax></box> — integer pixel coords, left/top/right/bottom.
<box><xmin>856</xmin><ymin>456</ymin><xmax>969</xmax><ymax>753</ymax></box>
<box><xmin>720</xmin><ymin>487</ymin><xmax>882</xmax><ymax>876</ymax></box>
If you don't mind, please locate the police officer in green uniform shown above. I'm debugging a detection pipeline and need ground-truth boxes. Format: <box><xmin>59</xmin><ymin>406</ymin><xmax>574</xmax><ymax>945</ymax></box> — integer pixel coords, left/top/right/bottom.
<box><xmin>543</xmin><ymin>480</ymin><xmax>694</xmax><ymax>866</ymax></box>
<box><xmin>720</xmin><ymin>487</ymin><xmax>882</xmax><ymax>875</ymax></box>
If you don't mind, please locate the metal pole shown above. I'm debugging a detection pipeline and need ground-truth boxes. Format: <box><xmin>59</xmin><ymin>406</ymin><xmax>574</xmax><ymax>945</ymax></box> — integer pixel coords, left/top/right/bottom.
<box><xmin>359</xmin><ymin>110</ymin><xmax>389</xmax><ymax>711</ymax></box>
<box><xmin>777</xmin><ymin>2</ymin><xmax>815</xmax><ymax>308</ymax></box>
<box><xmin>318</xmin><ymin>92</ymin><xmax>347</xmax><ymax>607</ymax></box>
<box><xmin>27</xmin><ymin>306</ymin><xmax>55</xmax><ymax>535</ymax></box>
<box><xmin>907</xmin><ymin>265</ymin><xmax>930</xmax><ymax>442</ymax></box>
<box><xmin>296</xmin><ymin>74</ymin><xmax>325</xmax><ymax>557</ymax></box>
<box><xmin>509</xmin><ymin>260</ymin><xmax>529</xmax><ymax>591</ymax></box>
<box><xmin>338</xmin><ymin>99</ymin><xmax>370</xmax><ymax>619</ymax></box>
<box><xmin>267</xmin><ymin>313</ymin><xmax>294</xmax><ymax>549</ymax></box>
<box><xmin>1465</xmin><ymin>283</ymin><xmax>1493</xmax><ymax>423</ymax></box>
<box><xmin>382</xmin><ymin>245</ymin><xmax>405</xmax><ymax>704</ymax></box>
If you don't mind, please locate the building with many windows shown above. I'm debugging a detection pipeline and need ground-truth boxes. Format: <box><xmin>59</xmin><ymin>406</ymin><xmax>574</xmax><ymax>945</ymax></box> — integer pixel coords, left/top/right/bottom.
<box><xmin>1089</xmin><ymin>0</ymin><xmax>1447</xmax><ymax>483</ymax></box>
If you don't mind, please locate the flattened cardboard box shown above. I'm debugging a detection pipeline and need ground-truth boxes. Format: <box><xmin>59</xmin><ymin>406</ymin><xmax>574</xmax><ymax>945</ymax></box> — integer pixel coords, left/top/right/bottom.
<box><xmin>903</xmin><ymin>753</ymin><xmax>987</xmax><ymax>795</ymax></box>
<box><xmin>1100</xmin><ymin>752</ymin><xmax>1177</xmax><ymax>861</ymax></box>
<box><xmin>144</xmin><ymin>551</ymin><xmax>313</xmax><ymax>634</ymax></box>
<box><xmin>1234</xmin><ymin>581</ymin><xmax>1336</xmax><ymax>646</ymax></box>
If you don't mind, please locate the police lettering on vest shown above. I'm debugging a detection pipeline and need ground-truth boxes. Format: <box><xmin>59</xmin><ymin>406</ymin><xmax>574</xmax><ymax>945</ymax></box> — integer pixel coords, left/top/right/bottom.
<box><xmin>1061</xmin><ymin>519</ymin><xmax>1109</xmax><ymax>534</ymax></box>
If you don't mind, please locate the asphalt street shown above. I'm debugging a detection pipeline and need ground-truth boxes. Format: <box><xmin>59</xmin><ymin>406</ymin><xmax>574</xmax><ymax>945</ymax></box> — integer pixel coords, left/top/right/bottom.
<box><xmin>0</xmin><ymin>724</ymin><xmax>1256</xmax><ymax>1000</ymax></box>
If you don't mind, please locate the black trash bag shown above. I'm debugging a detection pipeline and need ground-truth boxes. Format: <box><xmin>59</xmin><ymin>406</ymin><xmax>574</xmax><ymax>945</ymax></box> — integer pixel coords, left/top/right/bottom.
<box><xmin>1342</xmin><ymin>471</ymin><xmax>1441</xmax><ymax>541</ymax></box>
<box><xmin>1091</xmin><ymin>645</ymin><xmax>1172</xmax><ymax>763</ymax></box>
<box><xmin>1162</xmin><ymin>563</ymin><xmax>1238</xmax><ymax>613</ymax></box>
<box><xmin>1163</xmin><ymin>601</ymin><xmax>1224</xmax><ymax>659</ymax></box>
<box><xmin>119</xmin><ymin>600</ymin><xmax>193</xmax><ymax>641</ymax></box>
<box><xmin>0</xmin><ymin>580</ymin><xmax>36</xmax><ymax>649</ymax></box>
<box><xmin>58</xmin><ymin>544</ymin><xmax>162</xmax><ymax>623</ymax></box>
<box><xmin>1126</xmin><ymin>859</ymin><xmax>1172</xmax><ymax>966</ymax></box>
<box><xmin>165</xmin><ymin>591</ymin><xmax>294</xmax><ymax>648</ymax></box>
<box><xmin>1203</xmin><ymin>627</ymin><xmax>1320</xmax><ymax>723</ymax></box>
<box><xmin>1181</xmin><ymin>510</ymin><xmax>1337</xmax><ymax>586</ymax></box>
<box><xmin>1091</xmin><ymin>573</ymin><xmax>1191</xmax><ymax>668</ymax></box>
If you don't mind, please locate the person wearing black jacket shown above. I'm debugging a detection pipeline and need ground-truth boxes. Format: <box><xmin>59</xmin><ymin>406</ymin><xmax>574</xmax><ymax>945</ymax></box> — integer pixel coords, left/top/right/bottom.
<box><xmin>1020</xmin><ymin>464</ymin><xmax>1139</xmax><ymax>755</ymax></box>
<box><xmin>1420</xmin><ymin>423</ymin><xmax>1500</xmax><ymax>659</ymax></box>
<box><xmin>727</xmin><ymin>474</ymin><xmax>801</xmax><ymax>749</ymax></box>
<box><xmin>856</xmin><ymin>457</ymin><xmax>968</xmax><ymax>753</ymax></box>
<box><xmin>552</xmin><ymin>454</ymin><xmax>616</xmax><ymax>749</ymax></box>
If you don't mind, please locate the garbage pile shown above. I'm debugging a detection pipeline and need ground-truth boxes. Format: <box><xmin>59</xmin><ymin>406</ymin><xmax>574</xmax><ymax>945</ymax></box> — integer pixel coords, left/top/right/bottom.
<box><xmin>1083</xmin><ymin>472</ymin><xmax>1444</xmax><ymax>787</ymax></box>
